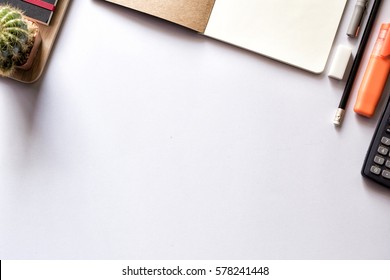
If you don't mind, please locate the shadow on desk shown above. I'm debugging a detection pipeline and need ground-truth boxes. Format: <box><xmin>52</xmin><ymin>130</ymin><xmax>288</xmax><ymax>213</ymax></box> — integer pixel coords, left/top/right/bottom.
<box><xmin>1</xmin><ymin>78</ymin><xmax>43</xmax><ymax>163</ymax></box>
<box><xmin>362</xmin><ymin>178</ymin><xmax>390</xmax><ymax>198</ymax></box>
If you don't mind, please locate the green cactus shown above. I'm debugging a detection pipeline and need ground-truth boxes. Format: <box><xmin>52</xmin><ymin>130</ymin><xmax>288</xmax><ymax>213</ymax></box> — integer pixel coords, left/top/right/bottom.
<box><xmin>0</xmin><ymin>5</ymin><xmax>37</xmax><ymax>76</ymax></box>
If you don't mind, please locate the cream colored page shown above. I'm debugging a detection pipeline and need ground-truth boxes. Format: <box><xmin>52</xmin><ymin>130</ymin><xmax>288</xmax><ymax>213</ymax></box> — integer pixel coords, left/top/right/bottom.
<box><xmin>204</xmin><ymin>0</ymin><xmax>347</xmax><ymax>73</ymax></box>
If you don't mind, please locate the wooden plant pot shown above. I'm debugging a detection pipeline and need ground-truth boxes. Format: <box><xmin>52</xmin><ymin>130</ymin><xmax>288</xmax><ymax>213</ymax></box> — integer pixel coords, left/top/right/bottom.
<box><xmin>15</xmin><ymin>22</ymin><xmax>42</xmax><ymax>71</ymax></box>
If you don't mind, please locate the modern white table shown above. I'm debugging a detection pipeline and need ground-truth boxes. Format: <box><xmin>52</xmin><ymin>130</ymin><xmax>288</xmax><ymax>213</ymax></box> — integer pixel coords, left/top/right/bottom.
<box><xmin>1</xmin><ymin>1</ymin><xmax>389</xmax><ymax>259</ymax></box>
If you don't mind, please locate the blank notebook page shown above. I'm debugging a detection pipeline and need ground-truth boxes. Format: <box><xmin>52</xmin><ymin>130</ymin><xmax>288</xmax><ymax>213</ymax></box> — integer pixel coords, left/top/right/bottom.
<box><xmin>204</xmin><ymin>0</ymin><xmax>347</xmax><ymax>73</ymax></box>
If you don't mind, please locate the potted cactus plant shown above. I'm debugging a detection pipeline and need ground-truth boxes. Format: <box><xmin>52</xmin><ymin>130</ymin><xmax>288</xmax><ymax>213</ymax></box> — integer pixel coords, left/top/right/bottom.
<box><xmin>0</xmin><ymin>4</ymin><xmax>42</xmax><ymax>77</ymax></box>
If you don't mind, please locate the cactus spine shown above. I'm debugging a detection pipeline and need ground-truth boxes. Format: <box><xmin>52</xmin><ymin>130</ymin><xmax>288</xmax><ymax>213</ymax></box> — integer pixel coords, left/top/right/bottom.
<box><xmin>0</xmin><ymin>5</ymin><xmax>36</xmax><ymax>76</ymax></box>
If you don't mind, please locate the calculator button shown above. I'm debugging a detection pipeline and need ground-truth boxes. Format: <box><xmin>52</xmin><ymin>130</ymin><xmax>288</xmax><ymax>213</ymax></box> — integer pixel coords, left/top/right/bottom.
<box><xmin>381</xmin><ymin>137</ymin><xmax>390</xmax><ymax>146</ymax></box>
<box><xmin>386</xmin><ymin>160</ymin><xmax>390</xmax><ymax>168</ymax></box>
<box><xmin>374</xmin><ymin>155</ymin><xmax>385</xmax><ymax>165</ymax></box>
<box><xmin>382</xmin><ymin>170</ymin><xmax>390</xmax><ymax>179</ymax></box>
<box><xmin>370</xmin><ymin>165</ymin><xmax>381</xmax><ymax>175</ymax></box>
<box><xmin>386</xmin><ymin>127</ymin><xmax>390</xmax><ymax>134</ymax></box>
<box><xmin>377</xmin><ymin>146</ymin><xmax>389</xmax><ymax>155</ymax></box>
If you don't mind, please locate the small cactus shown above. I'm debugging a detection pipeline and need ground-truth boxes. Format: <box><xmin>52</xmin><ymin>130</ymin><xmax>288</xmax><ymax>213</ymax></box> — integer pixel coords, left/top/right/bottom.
<box><xmin>0</xmin><ymin>5</ymin><xmax>38</xmax><ymax>76</ymax></box>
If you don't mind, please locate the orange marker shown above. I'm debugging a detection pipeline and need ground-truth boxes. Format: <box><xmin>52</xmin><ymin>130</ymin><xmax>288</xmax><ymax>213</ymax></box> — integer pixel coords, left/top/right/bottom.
<box><xmin>354</xmin><ymin>23</ymin><xmax>390</xmax><ymax>118</ymax></box>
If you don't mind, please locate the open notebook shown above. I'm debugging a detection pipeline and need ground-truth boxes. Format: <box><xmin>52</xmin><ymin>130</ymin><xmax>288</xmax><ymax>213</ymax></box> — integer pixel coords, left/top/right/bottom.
<box><xmin>104</xmin><ymin>0</ymin><xmax>347</xmax><ymax>73</ymax></box>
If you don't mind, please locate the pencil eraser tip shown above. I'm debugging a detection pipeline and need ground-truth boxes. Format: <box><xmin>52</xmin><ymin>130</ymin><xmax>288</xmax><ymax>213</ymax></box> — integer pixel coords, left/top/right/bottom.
<box><xmin>328</xmin><ymin>45</ymin><xmax>353</xmax><ymax>80</ymax></box>
<box><xmin>333</xmin><ymin>108</ymin><xmax>345</xmax><ymax>126</ymax></box>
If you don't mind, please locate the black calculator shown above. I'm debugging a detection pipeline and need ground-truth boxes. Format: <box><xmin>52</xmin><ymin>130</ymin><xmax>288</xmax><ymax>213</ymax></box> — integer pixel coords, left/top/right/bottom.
<box><xmin>362</xmin><ymin>96</ymin><xmax>390</xmax><ymax>188</ymax></box>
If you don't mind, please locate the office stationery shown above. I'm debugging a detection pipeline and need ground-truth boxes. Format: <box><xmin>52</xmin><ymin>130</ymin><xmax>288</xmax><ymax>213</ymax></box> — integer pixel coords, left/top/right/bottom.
<box><xmin>24</xmin><ymin>0</ymin><xmax>56</xmax><ymax>11</ymax></box>
<box><xmin>347</xmin><ymin>0</ymin><xmax>369</xmax><ymax>38</ymax></box>
<box><xmin>328</xmin><ymin>45</ymin><xmax>353</xmax><ymax>80</ymax></box>
<box><xmin>103</xmin><ymin>0</ymin><xmax>347</xmax><ymax>74</ymax></box>
<box><xmin>0</xmin><ymin>0</ymin><xmax>58</xmax><ymax>25</ymax></box>
<box><xmin>6</xmin><ymin>0</ymin><xmax>69</xmax><ymax>83</ymax></box>
<box><xmin>354</xmin><ymin>23</ymin><xmax>390</xmax><ymax>117</ymax></box>
<box><xmin>361</xmin><ymin>94</ymin><xmax>390</xmax><ymax>189</ymax></box>
<box><xmin>333</xmin><ymin>0</ymin><xmax>383</xmax><ymax>127</ymax></box>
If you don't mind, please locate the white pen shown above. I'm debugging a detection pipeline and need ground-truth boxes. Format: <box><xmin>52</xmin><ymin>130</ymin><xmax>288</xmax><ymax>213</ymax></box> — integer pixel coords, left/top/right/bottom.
<box><xmin>347</xmin><ymin>0</ymin><xmax>369</xmax><ymax>38</ymax></box>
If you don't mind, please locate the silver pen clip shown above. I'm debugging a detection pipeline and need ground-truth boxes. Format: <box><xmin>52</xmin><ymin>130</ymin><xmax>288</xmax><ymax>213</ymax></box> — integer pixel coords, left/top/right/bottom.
<box><xmin>347</xmin><ymin>0</ymin><xmax>369</xmax><ymax>38</ymax></box>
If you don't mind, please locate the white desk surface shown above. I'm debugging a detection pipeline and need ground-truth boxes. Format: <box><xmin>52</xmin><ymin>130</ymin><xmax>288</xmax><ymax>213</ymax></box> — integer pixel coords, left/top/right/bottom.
<box><xmin>1</xmin><ymin>1</ymin><xmax>390</xmax><ymax>259</ymax></box>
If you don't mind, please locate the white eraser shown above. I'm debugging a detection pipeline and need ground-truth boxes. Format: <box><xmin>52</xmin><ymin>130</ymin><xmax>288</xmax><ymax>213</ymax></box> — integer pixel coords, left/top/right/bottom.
<box><xmin>328</xmin><ymin>45</ymin><xmax>352</xmax><ymax>80</ymax></box>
